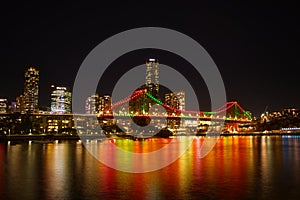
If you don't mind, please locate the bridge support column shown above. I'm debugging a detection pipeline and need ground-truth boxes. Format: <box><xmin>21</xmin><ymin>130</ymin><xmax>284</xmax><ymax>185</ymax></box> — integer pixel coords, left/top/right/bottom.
<box><xmin>225</xmin><ymin>122</ymin><xmax>239</xmax><ymax>133</ymax></box>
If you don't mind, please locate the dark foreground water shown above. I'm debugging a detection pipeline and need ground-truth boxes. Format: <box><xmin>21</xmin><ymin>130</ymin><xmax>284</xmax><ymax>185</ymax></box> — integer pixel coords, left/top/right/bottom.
<box><xmin>0</xmin><ymin>135</ymin><xmax>300</xmax><ymax>199</ymax></box>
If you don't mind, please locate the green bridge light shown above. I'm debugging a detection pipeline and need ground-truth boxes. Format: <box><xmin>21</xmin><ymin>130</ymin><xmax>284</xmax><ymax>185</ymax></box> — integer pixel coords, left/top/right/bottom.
<box><xmin>204</xmin><ymin>112</ymin><xmax>216</xmax><ymax>115</ymax></box>
<box><xmin>243</xmin><ymin>111</ymin><xmax>252</xmax><ymax>120</ymax></box>
<box><xmin>145</xmin><ymin>93</ymin><xmax>163</xmax><ymax>105</ymax></box>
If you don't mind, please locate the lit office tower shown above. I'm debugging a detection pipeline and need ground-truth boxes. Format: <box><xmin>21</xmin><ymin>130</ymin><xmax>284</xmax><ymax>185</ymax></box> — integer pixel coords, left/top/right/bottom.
<box><xmin>24</xmin><ymin>67</ymin><xmax>39</xmax><ymax>113</ymax></box>
<box><xmin>102</xmin><ymin>95</ymin><xmax>112</xmax><ymax>113</ymax></box>
<box><xmin>145</xmin><ymin>58</ymin><xmax>159</xmax><ymax>98</ymax></box>
<box><xmin>16</xmin><ymin>94</ymin><xmax>25</xmax><ymax>113</ymax></box>
<box><xmin>50</xmin><ymin>85</ymin><xmax>72</xmax><ymax>114</ymax></box>
<box><xmin>175</xmin><ymin>91</ymin><xmax>185</xmax><ymax>111</ymax></box>
<box><xmin>165</xmin><ymin>91</ymin><xmax>185</xmax><ymax>111</ymax></box>
<box><xmin>164</xmin><ymin>92</ymin><xmax>181</xmax><ymax>128</ymax></box>
<box><xmin>165</xmin><ymin>93</ymin><xmax>180</xmax><ymax>111</ymax></box>
<box><xmin>85</xmin><ymin>94</ymin><xmax>100</xmax><ymax>114</ymax></box>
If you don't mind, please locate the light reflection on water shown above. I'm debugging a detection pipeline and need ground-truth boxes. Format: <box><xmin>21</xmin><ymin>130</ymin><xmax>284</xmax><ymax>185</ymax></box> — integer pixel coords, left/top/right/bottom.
<box><xmin>0</xmin><ymin>136</ymin><xmax>300</xmax><ymax>199</ymax></box>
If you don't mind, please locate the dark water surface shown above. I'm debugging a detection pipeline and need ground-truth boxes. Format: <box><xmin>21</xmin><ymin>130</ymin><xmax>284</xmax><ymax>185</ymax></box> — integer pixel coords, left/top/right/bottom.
<box><xmin>1</xmin><ymin>136</ymin><xmax>300</xmax><ymax>200</ymax></box>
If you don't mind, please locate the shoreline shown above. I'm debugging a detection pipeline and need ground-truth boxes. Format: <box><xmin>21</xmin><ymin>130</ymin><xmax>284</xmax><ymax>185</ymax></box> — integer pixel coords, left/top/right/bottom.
<box><xmin>1</xmin><ymin>132</ymin><xmax>300</xmax><ymax>141</ymax></box>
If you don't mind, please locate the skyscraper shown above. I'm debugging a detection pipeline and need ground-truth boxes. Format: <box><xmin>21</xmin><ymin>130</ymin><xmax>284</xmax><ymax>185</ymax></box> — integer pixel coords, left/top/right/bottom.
<box><xmin>85</xmin><ymin>94</ymin><xmax>112</xmax><ymax>114</ymax></box>
<box><xmin>50</xmin><ymin>85</ymin><xmax>72</xmax><ymax>114</ymax></box>
<box><xmin>85</xmin><ymin>94</ymin><xmax>100</xmax><ymax>114</ymax></box>
<box><xmin>145</xmin><ymin>58</ymin><xmax>159</xmax><ymax>98</ymax></box>
<box><xmin>164</xmin><ymin>91</ymin><xmax>185</xmax><ymax>111</ymax></box>
<box><xmin>16</xmin><ymin>94</ymin><xmax>25</xmax><ymax>113</ymax></box>
<box><xmin>164</xmin><ymin>92</ymin><xmax>181</xmax><ymax>128</ymax></box>
<box><xmin>165</xmin><ymin>93</ymin><xmax>180</xmax><ymax>113</ymax></box>
<box><xmin>24</xmin><ymin>67</ymin><xmax>39</xmax><ymax>113</ymax></box>
<box><xmin>175</xmin><ymin>91</ymin><xmax>185</xmax><ymax>111</ymax></box>
<box><xmin>102</xmin><ymin>95</ymin><xmax>112</xmax><ymax>114</ymax></box>
<box><xmin>129</xmin><ymin>59</ymin><xmax>160</xmax><ymax>115</ymax></box>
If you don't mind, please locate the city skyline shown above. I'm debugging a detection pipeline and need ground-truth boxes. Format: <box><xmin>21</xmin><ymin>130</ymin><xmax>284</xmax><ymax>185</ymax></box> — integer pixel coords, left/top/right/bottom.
<box><xmin>0</xmin><ymin>2</ymin><xmax>299</xmax><ymax>117</ymax></box>
<box><xmin>0</xmin><ymin>64</ymin><xmax>248</xmax><ymax>114</ymax></box>
<box><xmin>0</xmin><ymin>55</ymin><xmax>299</xmax><ymax>118</ymax></box>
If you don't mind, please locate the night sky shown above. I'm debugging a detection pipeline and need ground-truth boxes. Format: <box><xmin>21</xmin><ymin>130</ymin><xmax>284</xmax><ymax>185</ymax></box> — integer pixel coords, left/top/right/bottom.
<box><xmin>0</xmin><ymin>2</ymin><xmax>299</xmax><ymax>117</ymax></box>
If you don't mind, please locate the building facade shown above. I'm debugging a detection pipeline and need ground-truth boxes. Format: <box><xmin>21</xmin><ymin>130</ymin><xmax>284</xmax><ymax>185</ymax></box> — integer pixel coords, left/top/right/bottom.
<box><xmin>24</xmin><ymin>67</ymin><xmax>39</xmax><ymax>113</ymax></box>
<box><xmin>50</xmin><ymin>85</ymin><xmax>72</xmax><ymax>114</ymax></box>
<box><xmin>85</xmin><ymin>94</ymin><xmax>112</xmax><ymax>114</ymax></box>
<box><xmin>129</xmin><ymin>59</ymin><xmax>161</xmax><ymax>115</ymax></box>
<box><xmin>0</xmin><ymin>98</ymin><xmax>8</xmax><ymax>114</ymax></box>
<box><xmin>175</xmin><ymin>91</ymin><xmax>185</xmax><ymax>111</ymax></box>
<box><xmin>102</xmin><ymin>95</ymin><xmax>112</xmax><ymax>114</ymax></box>
<box><xmin>85</xmin><ymin>94</ymin><xmax>100</xmax><ymax>114</ymax></box>
<box><xmin>164</xmin><ymin>92</ymin><xmax>182</xmax><ymax>128</ymax></box>
<box><xmin>16</xmin><ymin>94</ymin><xmax>25</xmax><ymax>113</ymax></box>
<box><xmin>165</xmin><ymin>92</ymin><xmax>180</xmax><ymax>114</ymax></box>
<box><xmin>145</xmin><ymin>58</ymin><xmax>159</xmax><ymax>98</ymax></box>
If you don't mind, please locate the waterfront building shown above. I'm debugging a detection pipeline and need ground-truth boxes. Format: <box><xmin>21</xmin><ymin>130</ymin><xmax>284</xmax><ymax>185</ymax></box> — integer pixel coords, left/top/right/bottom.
<box><xmin>165</xmin><ymin>93</ymin><xmax>179</xmax><ymax>110</ymax></box>
<box><xmin>282</xmin><ymin>108</ymin><xmax>299</xmax><ymax>117</ymax></box>
<box><xmin>16</xmin><ymin>94</ymin><xmax>25</xmax><ymax>113</ymax></box>
<box><xmin>175</xmin><ymin>91</ymin><xmax>185</xmax><ymax>111</ymax></box>
<box><xmin>0</xmin><ymin>98</ymin><xmax>8</xmax><ymax>114</ymax></box>
<box><xmin>260</xmin><ymin>108</ymin><xmax>299</xmax><ymax>122</ymax></box>
<box><xmin>128</xmin><ymin>85</ymin><xmax>147</xmax><ymax>115</ymax></box>
<box><xmin>164</xmin><ymin>92</ymin><xmax>181</xmax><ymax>128</ymax></box>
<box><xmin>102</xmin><ymin>95</ymin><xmax>112</xmax><ymax>114</ymax></box>
<box><xmin>47</xmin><ymin>117</ymin><xmax>74</xmax><ymax>133</ymax></box>
<box><xmin>85</xmin><ymin>94</ymin><xmax>100</xmax><ymax>114</ymax></box>
<box><xmin>23</xmin><ymin>67</ymin><xmax>39</xmax><ymax>113</ymax></box>
<box><xmin>85</xmin><ymin>94</ymin><xmax>112</xmax><ymax>114</ymax></box>
<box><xmin>50</xmin><ymin>85</ymin><xmax>72</xmax><ymax>114</ymax></box>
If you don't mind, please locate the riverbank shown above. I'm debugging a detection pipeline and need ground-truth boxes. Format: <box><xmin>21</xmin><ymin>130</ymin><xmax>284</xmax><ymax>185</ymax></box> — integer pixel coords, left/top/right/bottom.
<box><xmin>1</xmin><ymin>132</ymin><xmax>300</xmax><ymax>141</ymax></box>
<box><xmin>0</xmin><ymin>134</ymin><xmax>104</xmax><ymax>141</ymax></box>
<box><xmin>194</xmin><ymin>130</ymin><xmax>300</xmax><ymax>136</ymax></box>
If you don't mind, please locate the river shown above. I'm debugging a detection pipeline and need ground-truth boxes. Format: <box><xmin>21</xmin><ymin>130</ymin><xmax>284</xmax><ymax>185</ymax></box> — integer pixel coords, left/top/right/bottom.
<box><xmin>0</xmin><ymin>135</ymin><xmax>300</xmax><ymax>199</ymax></box>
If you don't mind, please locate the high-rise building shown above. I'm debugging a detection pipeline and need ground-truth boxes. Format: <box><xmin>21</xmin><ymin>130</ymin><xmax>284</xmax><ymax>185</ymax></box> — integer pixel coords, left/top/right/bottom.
<box><xmin>129</xmin><ymin>87</ymin><xmax>147</xmax><ymax>115</ymax></box>
<box><xmin>24</xmin><ymin>67</ymin><xmax>39</xmax><ymax>113</ymax></box>
<box><xmin>85</xmin><ymin>94</ymin><xmax>112</xmax><ymax>114</ymax></box>
<box><xmin>16</xmin><ymin>94</ymin><xmax>25</xmax><ymax>113</ymax></box>
<box><xmin>164</xmin><ymin>92</ymin><xmax>181</xmax><ymax>128</ymax></box>
<box><xmin>165</xmin><ymin>93</ymin><xmax>180</xmax><ymax>113</ymax></box>
<box><xmin>129</xmin><ymin>59</ymin><xmax>160</xmax><ymax>115</ymax></box>
<box><xmin>50</xmin><ymin>85</ymin><xmax>72</xmax><ymax>114</ymax></box>
<box><xmin>145</xmin><ymin>58</ymin><xmax>159</xmax><ymax>98</ymax></box>
<box><xmin>85</xmin><ymin>94</ymin><xmax>100</xmax><ymax>114</ymax></box>
<box><xmin>175</xmin><ymin>91</ymin><xmax>185</xmax><ymax>111</ymax></box>
<box><xmin>102</xmin><ymin>95</ymin><xmax>112</xmax><ymax>113</ymax></box>
<box><xmin>164</xmin><ymin>91</ymin><xmax>185</xmax><ymax>114</ymax></box>
<box><xmin>0</xmin><ymin>98</ymin><xmax>8</xmax><ymax>114</ymax></box>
